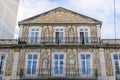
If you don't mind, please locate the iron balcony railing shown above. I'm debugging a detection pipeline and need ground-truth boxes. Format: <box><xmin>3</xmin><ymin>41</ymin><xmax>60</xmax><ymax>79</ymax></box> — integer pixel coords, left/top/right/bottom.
<box><xmin>18</xmin><ymin>37</ymin><xmax>100</xmax><ymax>45</ymax></box>
<box><xmin>19</xmin><ymin>68</ymin><xmax>97</xmax><ymax>79</ymax></box>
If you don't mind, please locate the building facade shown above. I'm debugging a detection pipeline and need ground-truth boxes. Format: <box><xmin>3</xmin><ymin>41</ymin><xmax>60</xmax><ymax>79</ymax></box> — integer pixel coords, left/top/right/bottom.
<box><xmin>0</xmin><ymin>7</ymin><xmax>120</xmax><ymax>80</ymax></box>
<box><xmin>0</xmin><ymin>0</ymin><xmax>19</xmax><ymax>39</ymax></box>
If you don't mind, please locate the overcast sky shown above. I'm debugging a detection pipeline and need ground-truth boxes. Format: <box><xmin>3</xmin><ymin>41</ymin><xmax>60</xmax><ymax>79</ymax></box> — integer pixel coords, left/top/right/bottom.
<box><xmin>15</xmin><ymin>0</ymin><xmax>120</xmax><ymax>39</ymax></box>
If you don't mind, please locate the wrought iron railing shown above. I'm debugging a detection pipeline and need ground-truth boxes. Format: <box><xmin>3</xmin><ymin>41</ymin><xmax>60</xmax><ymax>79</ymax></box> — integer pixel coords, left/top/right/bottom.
<box><xmin>18</xmin><ymin>37</ymin><xmax>100</xmax><ymax>45</ymax></box>
<box><xmin>19</xmin><ymin>68</ymin><xmax>97</xmax><ymax>79</ymax></box>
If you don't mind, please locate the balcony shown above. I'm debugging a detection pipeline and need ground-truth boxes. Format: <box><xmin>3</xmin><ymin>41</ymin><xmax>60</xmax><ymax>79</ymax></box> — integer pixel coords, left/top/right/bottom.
<box><xmin>19</xmin><ymin>68</ymin><xmax>97</xmax><ymax>80</ymax></box>
<box><xmin>18</xmin><ymin>37</ymin><xmax>100</xmax><ymax>45</ymax></box>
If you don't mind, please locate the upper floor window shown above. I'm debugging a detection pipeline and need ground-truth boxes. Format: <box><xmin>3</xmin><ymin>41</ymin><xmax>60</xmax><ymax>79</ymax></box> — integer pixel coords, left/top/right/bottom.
<box><xmin>54</xmin><ymin>27</ymin><xmax>65</xmax><ymax>44</ymax></box>
<box><xmin>77</xmin><ymin>27</ymin><xmax>90</xmax><ymax>44</ymax></box>
<box><xmin>0</xmin><ymin>54</ymin><xmax>6</xmax><ymax>75</ymax></box>
<box><xmin>113</xmin><ymin>54</ymin><xmax>120</xmax><ymax>73</ymax></box>
<box><xmin>29</xmin><ymin>27</ymin><xmax>41</xmax><ymax>43</ymax></box>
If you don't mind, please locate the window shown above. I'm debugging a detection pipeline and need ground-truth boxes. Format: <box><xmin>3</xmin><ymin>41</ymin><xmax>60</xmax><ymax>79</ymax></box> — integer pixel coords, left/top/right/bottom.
<box><xmin>53</xmin><ymin>53</ymin><xmax>65</xmax><ymax>76</ymax></box>
<box><xmin>0</xmin><ymin>54</ymin><xmax>6</xmax><ymax>75</ymax></box>
<box><xmin>26</xmin><ymin>54</ymin><xmax>38</xmax><ymax>76</ymax></box>
<box><xmin>54</xmin><ymin>27</ymin><xmax>65</xmax><ymax>44</ymax></box>
<box><xmin>79</xmin><ymin>54</ymin><xmax>92</xmax><ymax>77</ymax></box>
<box><xmin>29</xmin><ymin>27</ymin><xmax>41</xmax><ymax>43</ymax></box>
<box><xmin>113</xmin><ymin>54</ymin><xmax>120</xmax><ymax>73</ymax></box>
<box><xmin>77</xmin><ymin>27</ymin><xmax>90</xmax><ymax>44</ymax></box>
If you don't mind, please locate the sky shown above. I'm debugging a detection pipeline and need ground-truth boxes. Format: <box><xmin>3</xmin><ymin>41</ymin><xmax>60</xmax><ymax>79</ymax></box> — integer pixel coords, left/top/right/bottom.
<box><xmin>15</xmin><ymin>0</ymin><xmax>120</xmax><ymax>39</ymax></box>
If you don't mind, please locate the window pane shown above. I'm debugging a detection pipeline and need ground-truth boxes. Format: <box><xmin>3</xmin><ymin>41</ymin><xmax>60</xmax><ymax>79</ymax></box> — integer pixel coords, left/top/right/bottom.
<box><xmin>60</xmin><ymin>54</ymin><xmax>64</xmax><ymax>60</ymax></box>
<box><xmin>86</xmin><ymin>54</ymin><xmax>90</xmax><ymax>60</ymax></box>
<box><xmin>80</xmin><ymin>29</ymin><xmax>83</xmax><ymax>31</ymax></box>
<box><xmin>28</xmin><ymin>54</ymin><xmax>32</xmax><ymax>59</ymax></box>
<box><xmin>1</xmin><ymin>55</ymin><xmax>5</xmax><ymax>60</ymax></box>
<box><xmin>32</xmin><ymin>61</ymin><xmax>37</xmax><ymax>74</ymax></box>
<box><xmin>32</xmin><ymin>29</ymin><xmax>35</xmax><ymax>31</ymax></box>
<box><xmin>60</xmin><ymin>29</ymin><xmax>63</xmax><ymax>31</ymax></box>
<box><xmin>114</xmin><ymin>55</ymin><xmax>118</xmax><ymax>60</ymax></box>
<box><xmin>54</xmin><ymin>54</ymin><xmax>58</xmax><ymax>59</ymax></box>
<box><xmin>27</xmin><ymin>61</ymin><xmax>31</xmax><ymax>74</ymax></box>
<box><xmin>33</xmin><ymin>55</ymin><xmax>37</xmax><ymax>59</ymax></box>
<box><xmin>81</xmin><ymin>55</ymin><xmax>85</xmax><ymax>60</ymax></box>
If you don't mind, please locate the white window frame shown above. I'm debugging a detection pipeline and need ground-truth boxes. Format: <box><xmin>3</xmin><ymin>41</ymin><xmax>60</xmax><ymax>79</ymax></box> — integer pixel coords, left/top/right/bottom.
<box><xmin>25</xmin><ymin>53</ymin><xmax>40</xmax><ymax>77</ymax></box>
<box><xmin>53</xmin><ymin>26</ymin><xmax>66</xmax><ymax>44</ymax></box>
<box><xmin>77</xmin><ymin>26</ymin><xmax>91</xmax><ymax>44</ymax></box>
<box><xmin>78</xmin><ymin>52</ymin><xmax>93</xmax><ymax>77</ymax></box>
<box><xmin>0</xmin><ymin>52</ymin><xmax>7</xmax><ymax>76</ymax></box>
<box><xmin>112</xmin><ymin>53</ymin><xmax>120</xmax><ymax>75</ymax></box>
<box><xmin>52</xmin><ymin>52</ymin><xmax>66</xmax><ymax>76</ymax></box>
<box><xmin>29</xmin><ymin>26</ymin><xmax>42</xmax><ymax>43</ymax></box>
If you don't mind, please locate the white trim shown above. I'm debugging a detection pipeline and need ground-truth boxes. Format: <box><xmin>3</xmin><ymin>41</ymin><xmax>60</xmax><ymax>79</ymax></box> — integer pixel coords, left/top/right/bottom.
<box><xmin>29</xmin><ymin>26</ymin><xmax>42</xmax><ymax>43</ymax></box>
<box><xmin>52</xmin><ymin>52</ymin><xmax>66</xmax><ymax>76</ymax></box>
<box><xmin>78</xmin><ymin>52</ymin><xmax>93</xmax><ymax>77</ymax></box>
<box><xmin>77</xmin><ymin>26</ymin><xmax>91</xmax><ymax>43</ymax></box>
<box><xmin>25</xmin><ymin>52</ymin><xmax>40</xmax><ymax>77</ymax></box>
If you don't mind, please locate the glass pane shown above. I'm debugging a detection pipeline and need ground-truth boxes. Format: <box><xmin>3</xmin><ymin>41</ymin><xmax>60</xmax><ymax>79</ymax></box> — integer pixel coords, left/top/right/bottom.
<box><xmin>85</xmin><ymin>29</ymin><xmax>88</xmax><ymax>31</ymax></box>
<box><xmin>56</xmin><ymin>29</ymin><xmax>59</xmax><ymax>32</ymax></box>
<box><xmin>32</xmin><ymin>61</ymin><xmax>37</xmax><ymax>74</ymax></box>
<box><xmin>81</xmin><ymin>55</ymin><xmax>85</xmax><ymax>60</ymax></box>
<box><xmin>80</xmin><ymin>29</ymin><xmax>83</xmax><ymax>31</ymax></box>
<box><xmin>33</xmin><ymin>55</ymin><xmax>37</xmax><ymax>59</ymax></box>
<box><xmin>27</xmin><ymin>61</ymin><xmax>31</xmax><ymax>74</ymax></box>
<box><xmin>114</xmin><ymin>55</ymin><xmax>118</xmax><ymax>60</ymax></box>
<box><xmin>36</xmin><ymin>29</ymin><xmax>39</xmax><ymax>31</ymax></box>
<box><xmin>54</xmin><ymin>61</ymin><xmax>58</xmax><ymax>74</ymax></box>
<box><xmin>54</xmin><ymin>54</ymin><xmax>58</xmax><ymax>59</ymax></box>
<box><xmin>86</xmin><ymin>54</ymin><xmax>90</xmax><ymax>60</ymax></box>
<box><xmin>86</xmin><ymin>61</ymin><xmax>90</xmax><ymax>68</ymax></box>
<box><xmin>60</xmin><ymin>29</ymin><xmax>63</xmax><ymax>31</ymax></box>
<box><xmin>28</xmin><ymin>54</ymin><xmax>32</xmax><ymax>59</ymax></box>
<box><xmin>32</xmin><ymin>29</ymin><xmax>35</xmax><ymax>31</ymax></box>
<box><xmin>59</xmin><ymin>32</ymin><xmax>63</xmax><ymax>43</ymax></box>
<box><xmin>1</xmin><ymin>55</ymin><xmax>5</xmax><ymax>60</ymax></box>
<box><xmin>60</xmin><ymin>54</ymin><xmax>64</xmax><ymax>60</ymax></box>
<box><xmin>85</xmin><ymin>32</ymin><xmax>89</xmax><ymax>43</ymax></box>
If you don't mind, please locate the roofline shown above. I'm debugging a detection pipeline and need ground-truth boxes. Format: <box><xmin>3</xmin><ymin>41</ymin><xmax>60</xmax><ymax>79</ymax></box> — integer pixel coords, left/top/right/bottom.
<box><xmin>18</xmin><ymin>7</ymin><xmax>102</xmax><ymax>25</ymax></box>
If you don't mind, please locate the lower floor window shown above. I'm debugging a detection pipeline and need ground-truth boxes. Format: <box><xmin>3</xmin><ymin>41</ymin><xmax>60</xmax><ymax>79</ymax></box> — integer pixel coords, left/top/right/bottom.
<box><xmin>26</xmin><ymin>54</ymin><xmax>38</xmax><ymax>75</ymax></box>
<box><xmin>79</xmin><ymin>54</ymin><xmax>92</xmax><ymax>76</ymax></box>
<box><xmin>0</xmin><ymin>54</ymin><xmax>6</xmax><ymax>74</ymax></box>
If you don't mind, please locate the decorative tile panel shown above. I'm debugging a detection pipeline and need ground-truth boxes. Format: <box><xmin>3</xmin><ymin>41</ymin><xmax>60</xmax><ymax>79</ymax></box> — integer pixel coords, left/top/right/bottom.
<box><xmin>104</xmin><ymin>49</ymin><xmax>113</xmax><ymax>76</ymax></box>
<box><xmin>5</xmin><ymin>49</ymin><xmax>14</xmax><ymax>76</ymax></box>
<box><xmin>93</xmin><ymin>49</ymin><xmax>101</xmax><ymax>76</ymax></box>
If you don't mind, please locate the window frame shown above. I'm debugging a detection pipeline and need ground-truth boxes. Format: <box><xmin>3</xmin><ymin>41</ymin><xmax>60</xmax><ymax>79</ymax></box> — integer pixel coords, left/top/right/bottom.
<box><xmin>25</xmin><ymin>53</ymin><xmax>40</xmax><ymax>76</ymax></box>
<box><xmin>78</xmin><ymin>52</ymin><xmax>93</xmax><ymax>77</ymax></box>
<box><xmin>77</xmin><ymin>26</ymin><xmax>91</xmax><ymax>44</ymax></box>
<box><xmin>52</xmin><ymin>52</ymin><xmax>66</xmax><ymax>76</ymax></box>
<box><xmin>53</xmin><ymin>26</ymin><xmax>66</xmax><ymax>44</ymax></box>
<box><xmin>0</xmin><ymin>52</ymin><xmax>7</xmax><ymax>75</ymax></box>
<box><xmin>29</xmin><ymin>26</ymin><xmax>42</xmax><ymax>43</ymax></box>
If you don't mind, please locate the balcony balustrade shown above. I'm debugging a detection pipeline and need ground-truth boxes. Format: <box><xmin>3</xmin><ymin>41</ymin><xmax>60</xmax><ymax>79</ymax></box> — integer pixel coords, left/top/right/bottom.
<box><xmin>19</xmin><ymin>68</ymin><xmax>97</xmax><ymax>80</ymax></box>
<box><xmin>18</xmin><ymin>37</ymin><xmax>100</xmax><ymax>45</ymax></box>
